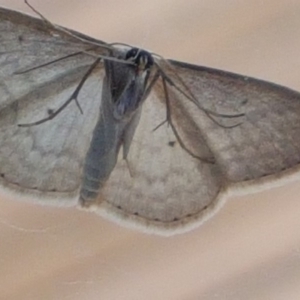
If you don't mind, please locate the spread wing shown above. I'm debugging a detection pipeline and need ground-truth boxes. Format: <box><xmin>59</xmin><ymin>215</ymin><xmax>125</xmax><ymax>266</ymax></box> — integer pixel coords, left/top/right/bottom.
<box><xmin>0</xmin><ymin>7</ymin><xmax>109</xmax><ymax>204</ymax></box>
<box><xmin>89</xmin><ymin>59</ymin><xmax>300</xmax><ymax>234</ymax></box>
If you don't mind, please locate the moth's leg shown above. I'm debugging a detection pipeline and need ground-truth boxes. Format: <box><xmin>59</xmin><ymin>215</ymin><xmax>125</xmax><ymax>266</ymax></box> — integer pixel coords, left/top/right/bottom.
<box><xmin>158</xmin><ymin>65</ymin><xmax>245</xmax><ymax>123</ymax></box>
<box><xmin>161</xmin><ymin>76</ymin><xmax>215</xmax><ymax>164</ymax></box>
<box><xmin>18</xmin><ymin>57</ymin><xmax>101</xmax><ymax>127</ymax></box>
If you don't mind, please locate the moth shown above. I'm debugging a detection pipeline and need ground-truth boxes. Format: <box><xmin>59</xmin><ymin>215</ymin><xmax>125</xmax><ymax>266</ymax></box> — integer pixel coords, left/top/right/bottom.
<box><xmin>1</xmin><ymin>6</ymin><xmax>300</xmax><ymax>235</ymax></box>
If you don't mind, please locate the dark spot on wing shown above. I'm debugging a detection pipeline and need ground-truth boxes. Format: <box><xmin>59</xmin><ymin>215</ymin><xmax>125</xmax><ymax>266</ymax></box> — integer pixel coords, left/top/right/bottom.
<box><xmin>241</xmin><ymin>98</ymin><xmax>248</xmax><ymax>105</ymax></box>
<box><xmin>18</xmin><ymin>35</ymin><xmax>24</xmax><ymax>42</ymax></box>
<box><xmin>47</xmin><ymin>109</ymin><xmax>54</xmax><ymax>115</ymax></box>
<box><xmin>168</xmin><ymin>141</ymin><xmax>176</xmax><ymax>147</ymax></box>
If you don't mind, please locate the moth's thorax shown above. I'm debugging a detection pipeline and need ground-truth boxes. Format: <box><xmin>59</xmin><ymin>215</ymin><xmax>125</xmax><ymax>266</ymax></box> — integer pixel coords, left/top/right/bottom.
<box><xmin>105</xmin><ymin>47</ymin><xmax>155</xmax><ymax>121</ymax></box>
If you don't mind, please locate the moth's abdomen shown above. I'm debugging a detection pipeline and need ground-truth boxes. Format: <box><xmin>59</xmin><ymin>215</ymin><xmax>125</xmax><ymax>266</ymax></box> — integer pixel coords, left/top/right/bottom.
<box><xmin>80</xmin><ymin>160</ymin><xmax>110</xmax><ymax>203</ymax></box>
<box><xmin>79</xmin><ymin>115</ymin><xmax>120</xmax><ymax>204</ymax></box>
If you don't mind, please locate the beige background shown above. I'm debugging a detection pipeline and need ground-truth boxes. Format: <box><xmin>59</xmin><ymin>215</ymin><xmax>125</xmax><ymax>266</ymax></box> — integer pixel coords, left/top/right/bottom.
<box><xmin>1</xmin><ymin>0</ymin><xmax>300</xmax><ymax>299</ymax></box>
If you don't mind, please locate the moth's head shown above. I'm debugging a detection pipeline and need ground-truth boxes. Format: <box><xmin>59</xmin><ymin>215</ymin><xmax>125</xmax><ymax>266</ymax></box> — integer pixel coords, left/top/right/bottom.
<box><xmin>125</xmin><ymin>48</ymin><xmax>154</xmax><ymax>73</ymax></box>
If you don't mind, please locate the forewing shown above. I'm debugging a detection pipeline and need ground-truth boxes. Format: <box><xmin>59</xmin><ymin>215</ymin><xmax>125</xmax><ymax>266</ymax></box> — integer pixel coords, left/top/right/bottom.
<box><xmin>0</xmin><ymin>7</ymin><xmax>108</xmax><ymax>203</ymax></box>
<box><xmin>163</xmin><ymin>59</ymin><xmax>300</xmax><ymax>186</ymax></box>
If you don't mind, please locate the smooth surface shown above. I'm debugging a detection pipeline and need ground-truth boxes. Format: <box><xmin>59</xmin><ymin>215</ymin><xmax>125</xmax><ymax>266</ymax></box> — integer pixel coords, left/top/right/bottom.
<box><xmin>1</xmin><ymin>1</ymin><xmax>300</xmax><ymax>299</ymax></box>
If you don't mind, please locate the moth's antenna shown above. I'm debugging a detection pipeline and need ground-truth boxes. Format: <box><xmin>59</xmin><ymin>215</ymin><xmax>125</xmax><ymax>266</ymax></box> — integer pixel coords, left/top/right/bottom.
<box><xmin>24</xmin><ymin>0</ymin><xmax>112</xmax><ymax>50</ymax></box>
<box><xmin>24</xmin><ymin>0</ymin><xmax>51</xmax><ymax>25</ymax></box>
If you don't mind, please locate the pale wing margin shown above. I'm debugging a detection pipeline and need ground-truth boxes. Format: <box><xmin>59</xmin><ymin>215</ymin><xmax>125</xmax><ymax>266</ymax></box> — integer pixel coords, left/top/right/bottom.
<box><xmin>0</xmin><ymin>7</ymin><xmax>108</xmax><ymax>205</ymax></box>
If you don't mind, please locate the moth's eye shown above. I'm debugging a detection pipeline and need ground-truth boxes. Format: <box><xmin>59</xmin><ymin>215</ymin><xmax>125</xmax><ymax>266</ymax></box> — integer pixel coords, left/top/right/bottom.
<box><xmin>125</xmin><ymin>48</ymin><xmax>139</xmax><ymax>60</ymax></box>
